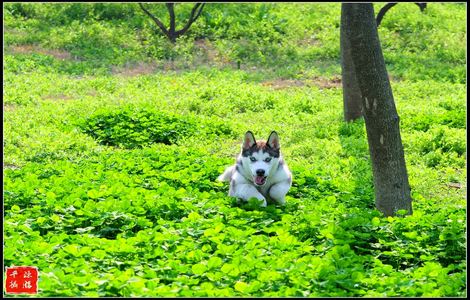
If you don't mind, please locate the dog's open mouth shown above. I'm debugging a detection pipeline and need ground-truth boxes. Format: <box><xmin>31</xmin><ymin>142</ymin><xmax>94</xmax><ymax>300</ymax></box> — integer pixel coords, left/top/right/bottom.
<box><xmin>254</xmin><ymin>175</ymin><xmax>267</xmax><ymax>186</ymax></box>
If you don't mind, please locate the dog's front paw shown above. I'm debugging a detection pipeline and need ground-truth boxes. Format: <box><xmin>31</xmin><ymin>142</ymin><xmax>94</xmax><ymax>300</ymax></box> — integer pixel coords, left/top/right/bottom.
<box><xmin>259</xmin><ymin>198</ymin><xmax>267</xmax><ymax>207</ymax></box>
<box><xmin>273</xmin><ymin>197</ymin><xmax>285</xmax><ymax>206</ymax></box>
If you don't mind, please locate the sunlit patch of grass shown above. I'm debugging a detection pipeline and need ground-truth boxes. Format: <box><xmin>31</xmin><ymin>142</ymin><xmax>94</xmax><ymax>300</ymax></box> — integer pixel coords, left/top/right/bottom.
<box><xmin>3</xmin><ymin>2</ymin><xmax>466</xmax><ymax>297</ymax></box>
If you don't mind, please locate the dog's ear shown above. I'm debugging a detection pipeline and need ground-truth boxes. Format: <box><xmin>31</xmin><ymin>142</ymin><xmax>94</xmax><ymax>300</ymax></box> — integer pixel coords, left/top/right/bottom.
<box><xmin>243</xmin><ymin>131</ymin><xmax>256</xmax><ymax>149</ymax></box>
<box><xmin>267</xmin><ymin>131</ymin><xmax>280</xmax><ymax>150</ymax></box>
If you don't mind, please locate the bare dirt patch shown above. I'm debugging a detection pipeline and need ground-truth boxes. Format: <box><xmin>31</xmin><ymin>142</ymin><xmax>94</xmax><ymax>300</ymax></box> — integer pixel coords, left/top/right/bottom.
<box><xmin>158</xmin><ymin>39</ymin><xmax>234</xmax><ymax>72</ymax></box>
<box><xmin>447</xmin><ymin>182</ymin><xmax>463</xmax><ymax>189</ymax></box>
<box><xmin>109</xmin><ymin>39</ymin><xmax>234</xmax><ymax>74</ymax></box>
<box><xmin>3</xmin><ymin>163</ymin><xmax>20</xmax><ymax>170</ymax></box>
<box><xmin>261</xmin><ymin>76</ymin><xmax>342</xmax><ymax>90</ymax></box>
<box><xmin>3</xmin><ymin>104</ymin><xmax>17</xmax><ymax>112</ymax></box>
<box><xmin>193</xmin><ymin>39</ymin><xmax>232</xmax><ymax>67</ymax></box>
<box><xmin>111</xmin><ymin>62</ymin><xmax>159</xmax><ymax>77</ymax></box>
<box><xmin>261</xmin><ymin>79</ymin><xmax>305</xmax><ymax>90</ymax></box>
<box><xmin>87</xmin><ymin>90</ymin><xmax>98</xmax><ymax>97</ymax></box>
<box><xmin>42</xmin><ymin>94</ymin><xmax>74</xmax><ymax>101</ymax></box>
<box><xmin>10</xmin><ymin>44</ymin><xmax>73</xmax><ymax>60</ymax></box>
<box><xmin>297</xmin><ymin>36</ymin><xmax>321</xmax><ymax>47</ymax></box>
<box><xmin>308</xmin><ymin>76</ymin><xmax>342</xmax><ymax>89</ymax></box>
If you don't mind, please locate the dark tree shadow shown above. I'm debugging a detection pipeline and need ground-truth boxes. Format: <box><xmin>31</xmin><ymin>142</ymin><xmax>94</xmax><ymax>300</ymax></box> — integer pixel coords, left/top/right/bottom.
<box><xmin>338</xmin><ymin>118</ymin><xmax>376</xmax><ymax>210</ymax></box>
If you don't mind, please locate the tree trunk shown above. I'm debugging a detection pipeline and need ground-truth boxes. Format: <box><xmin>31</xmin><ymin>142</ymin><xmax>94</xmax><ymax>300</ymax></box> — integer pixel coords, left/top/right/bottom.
<box><xmin>342</xmin><ymin>3</ymin><xmax>412</xmax><ymax>216</ymax></box>
<box><xmin>340</xmin><ymin>5</ymin><xmax>363</xmax><ymax>122</ymax></box>
<box><xmin>166</xmin><ymin>3</ymin><xmax>177</xmax><ymax>43</ymax></box>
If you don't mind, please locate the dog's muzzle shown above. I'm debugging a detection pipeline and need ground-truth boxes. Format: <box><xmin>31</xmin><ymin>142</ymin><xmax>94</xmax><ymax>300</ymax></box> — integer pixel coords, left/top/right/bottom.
<box><xmin>254</xmin><ymin>175</ymin><xmax>267</xmax><ymax>186</ymax></box>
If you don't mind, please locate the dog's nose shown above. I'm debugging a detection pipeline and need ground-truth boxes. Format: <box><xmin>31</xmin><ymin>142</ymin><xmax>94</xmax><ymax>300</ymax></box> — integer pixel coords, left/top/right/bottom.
<box><xmin>256</xmin><ymin>169</ymin><xmax>265</xmax><ymax>176</ymax></box>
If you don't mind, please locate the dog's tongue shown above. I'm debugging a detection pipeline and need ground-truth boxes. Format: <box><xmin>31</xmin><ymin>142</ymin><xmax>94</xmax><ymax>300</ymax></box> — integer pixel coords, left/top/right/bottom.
<box><xmin>255</xmin><ymin>176</ymin><xmax>266</xmax><ymax>185</ymax></box>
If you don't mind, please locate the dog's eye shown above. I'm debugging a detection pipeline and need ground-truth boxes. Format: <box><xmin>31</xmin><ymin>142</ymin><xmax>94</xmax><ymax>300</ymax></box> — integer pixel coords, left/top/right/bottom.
<box><xmin>264</xmin><ymin>157</ymin><xmax>272</xmax><ymax>162</ymax></box>
<box><xmin>250</xmin><ymin>157</ymin><xmax>256</xmax><ymax>162</ymax></box>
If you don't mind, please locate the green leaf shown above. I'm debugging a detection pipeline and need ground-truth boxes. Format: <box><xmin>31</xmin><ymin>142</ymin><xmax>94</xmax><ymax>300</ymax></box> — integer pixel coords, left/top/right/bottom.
<box><xmin>78</xmin><ymin>246</ymin><xmax>92</xmax><ymax>256</ymax></box>
<box><xmin>259</xmin><ymin>270</ymin><xmax>281</xmax><ymax>282</ymax></box>
<box><xmin>221</xmin><ymin>263</ymin><xmax>240</xmax><ymax>276</ymax></box>
<box><xmin>221</xmin><ymin>263</ymin><xmax>234</xmax><ymax>274</ymax></box>
<box><xmin>63</xmin><ymin>244</ymin><xmax>80</xmax><ymax>257</ymax></box>
<box><xmin>187</xmin><ymin>211</ymin><xmax>202</xmax><ymax>221</ymax></box>
<box><xmin>192</xmin><ymin>263</ymin><xmax>207</xmax><ymax>275</ymax></box>
<box><xmin>50</xmin><ymin>214</ymin><xmax>61</xmax><ymax>223</ymax></box>
<box><xmin>403</xmin><ymin>231</ymin><xmax>418</xmax><ymax>239</ymax></box>
<box><xmin>87</xmin><ymin>189</ymin><xmax>100</xmax><ymax>199</ymax></box>
<box><xmin>207</xmin><ymin>256</ymin><xmax>223</xmax><ymax>269</ymax></box>
<box><xmin>371</xmin><ymin>217</ymin><xmax>380</xmax><ymax>226</ymax></box>
<box><xmin>92</xmin><ymin>249</ymin><xmax>107</xmax><ymax>259</ymax></box>
<box><xmin>11</xmin><ymin>205</ymin><xmax>20</xmax><ymax>212</ymax></box>
<box><xmin>234</xmin><ymin>281</ymin><xmax>249</xmax><ymax>293</ymax></box>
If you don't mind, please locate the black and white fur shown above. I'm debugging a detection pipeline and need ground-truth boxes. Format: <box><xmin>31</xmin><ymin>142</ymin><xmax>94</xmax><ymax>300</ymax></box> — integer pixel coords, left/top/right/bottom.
<box><xmin>218</xmin><ymin>131</ymin><xmax>292</xmax><ymax>207</ymax></box>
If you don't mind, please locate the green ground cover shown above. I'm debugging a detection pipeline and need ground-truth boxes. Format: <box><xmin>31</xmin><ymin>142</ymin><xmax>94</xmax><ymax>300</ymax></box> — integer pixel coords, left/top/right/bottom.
<box><xmin>3</xmin><ymin>3</ymin><xmax>466</xmax><ymax>297</ymax></box>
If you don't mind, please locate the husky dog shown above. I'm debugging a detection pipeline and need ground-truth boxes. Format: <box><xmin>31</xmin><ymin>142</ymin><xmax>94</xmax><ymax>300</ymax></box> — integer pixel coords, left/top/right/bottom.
<box><xmin>218</xmin><ymin>131</ymin><xmax>292</xmax><ymax>207</ymax></box>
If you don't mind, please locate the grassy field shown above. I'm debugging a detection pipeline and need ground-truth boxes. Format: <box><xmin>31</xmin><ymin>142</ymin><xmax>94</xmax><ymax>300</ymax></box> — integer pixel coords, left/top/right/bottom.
<box><xmin>3</xmin><ymin>3</ymin><xmax>466</xmax><ymax>297</ymax></box>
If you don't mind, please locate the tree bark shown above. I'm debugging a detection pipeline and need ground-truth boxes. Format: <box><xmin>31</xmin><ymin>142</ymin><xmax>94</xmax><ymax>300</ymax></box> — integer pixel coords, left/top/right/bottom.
<box><xmin>139</xmin><ymin>3</ymin><xmax>170</xmax><ymax>39</ymax></box>
<box><xmin>166</xmin><ymin>3</ymin><xmax>176</xmax><ymax>43</ymax></box>
<box><xmin>340</xmin><ymin>5</ymin><xmax>363</xmax><ymax>122</ymax></box>
<box><xmin>342</xmin><ymin>3</ymin><xmax>412</xmax><ymax>216</ymax></box>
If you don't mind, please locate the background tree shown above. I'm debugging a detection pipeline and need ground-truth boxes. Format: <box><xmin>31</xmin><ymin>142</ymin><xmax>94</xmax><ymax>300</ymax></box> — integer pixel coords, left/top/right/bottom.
<box><xmin>342</xmin><ymin>2</ymin><xmax>428</xmax><ymax>122</ymax></box>
<box><xmin>139</xmin><ymin>3</ymin><xmax>205</xmax><ymax>43</ymax></box>
<box><xmin>376</xmin><ymin>3</ymin><xmax>427</xmax><ymax>27</ymax></box>
<box><xmin>340</xmin><ymin>8</ymin><xmax>363</xmax><ymax>122</ymax></box>
<box><xmin>342</xmin><ymin>3</ymin><xmax>413</xmax><ymax>216</ymax></box>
